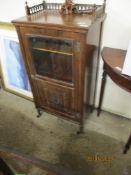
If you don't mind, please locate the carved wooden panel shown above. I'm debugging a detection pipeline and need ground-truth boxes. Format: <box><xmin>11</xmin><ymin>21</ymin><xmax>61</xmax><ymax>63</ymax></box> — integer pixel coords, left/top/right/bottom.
<box><xmin>32</xmin><ymin>78</ymin><xmax>75</xmax><ymax>115</ymax></box>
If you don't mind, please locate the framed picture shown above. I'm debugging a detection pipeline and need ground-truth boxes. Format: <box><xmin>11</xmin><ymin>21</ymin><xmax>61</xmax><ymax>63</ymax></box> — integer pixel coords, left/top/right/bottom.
<box><xmin>0</xmin><ymin>28</ymin><xmax>33</xmax><ymax>100</ymax></box>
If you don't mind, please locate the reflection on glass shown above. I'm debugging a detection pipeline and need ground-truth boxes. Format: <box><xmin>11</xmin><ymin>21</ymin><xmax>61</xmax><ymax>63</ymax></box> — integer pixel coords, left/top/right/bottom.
<box><xmin>29</xmin><ymin>36</ymin><xmax>73</xmax><ymax>83</ymax></box>
<box><xmin>29</xmin><ymin>37</ymin><xmax>73</xmax><ymax>54</ymax></box>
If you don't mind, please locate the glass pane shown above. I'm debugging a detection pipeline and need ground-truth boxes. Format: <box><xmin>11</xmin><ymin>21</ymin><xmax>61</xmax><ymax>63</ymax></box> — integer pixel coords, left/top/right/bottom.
<box><xmin>28</xmin><ymin>36</ymin><xmax>73</xmax><ymax>83</ymax></box>
<box><xmin>29</xmin><ymin>37</ymin><xmax>73</xmax><ymax>54</ymax></box>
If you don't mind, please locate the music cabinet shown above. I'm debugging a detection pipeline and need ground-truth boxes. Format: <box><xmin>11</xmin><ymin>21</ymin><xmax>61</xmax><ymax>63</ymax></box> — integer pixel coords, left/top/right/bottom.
<box><xmin>12</xmin><ymin>2</ymin><xmax>106</xmax><ymax>133</ymax></box>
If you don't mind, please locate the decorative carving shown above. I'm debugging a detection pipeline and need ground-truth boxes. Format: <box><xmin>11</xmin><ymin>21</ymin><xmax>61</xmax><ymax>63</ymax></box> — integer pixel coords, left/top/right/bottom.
<box><xmin>60</xmin><ymin>1</ymin><xmax>97</xmax><ymax>15</ymax></box>
<box><xmin>25</xmin><ymin>1</ymin><xmax>105</xmax><ymax>16</ymax></box>
<box><xmin>45</xmin><ymin>89</ymin><xmax>65</xmax><ymax>111</ymax></box>
<box><xmin>60</xmin><ymin>0</ymin><xmax>75</xmax><ymax>14</ymax></box>
<box><xmin>25</xmin><ymin>1</ymin><xmax>46</xmax><ymax>15</ymax></box>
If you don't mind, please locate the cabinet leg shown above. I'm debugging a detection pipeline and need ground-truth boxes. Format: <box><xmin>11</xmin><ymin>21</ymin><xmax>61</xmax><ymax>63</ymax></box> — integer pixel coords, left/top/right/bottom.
<box><xmin>77</xmin><ymin>123</ymin><xmax>84</xmax><ymax>135</ymax></box>
<box><xmin>97</xmin><ymin>69</ymin><xmax>107</xmax><ymax>116</ymax></box>
<box><xmin>36</xmin><ymin>108</ymin><xmax>43</xmax><ymax>118</ymax></box>
<box><xmin>90</xmin><ymin>105</ymin><xmax>94</xmax><ymax>113</ymax></box>
<box><xmin>123</xmin><ymin>134</ymin><xmax>131</xmax><ymax>154</ymax></box>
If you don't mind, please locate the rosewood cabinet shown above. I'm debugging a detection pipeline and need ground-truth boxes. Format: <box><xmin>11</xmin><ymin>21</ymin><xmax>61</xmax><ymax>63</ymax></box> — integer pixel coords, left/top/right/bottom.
<box><xmin>12</xmin><ymin>5</ymin><xmax>105</xmax><ymax>133</ymax></box>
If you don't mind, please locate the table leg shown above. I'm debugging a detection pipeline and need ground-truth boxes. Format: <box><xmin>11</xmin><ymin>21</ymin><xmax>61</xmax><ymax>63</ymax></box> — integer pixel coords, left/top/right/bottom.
<box><xmin>0</xmin><ymin>76</ymin><xmax>1</xmax><ymax>89</ymax></box>
<box><xmin>97</xmin><ymin>68</ymin><xmax>107</xmax><ymax>116</ymax></box>
<box><xmin>123</xmin><ymin>134</ymin><xmax>131</xmax><ymax>154</ymax></box>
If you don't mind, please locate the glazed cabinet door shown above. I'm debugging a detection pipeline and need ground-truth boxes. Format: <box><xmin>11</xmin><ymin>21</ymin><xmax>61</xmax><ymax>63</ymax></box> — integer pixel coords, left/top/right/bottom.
<box><xmin>26</xmin><ymin>34</ymin><xmax>74</xmax><ymax>85</ymax></box>
<box><xmin>18</xmin><ymin>27</ymin><xmax>83</xmax><ymax>120</ymax></box>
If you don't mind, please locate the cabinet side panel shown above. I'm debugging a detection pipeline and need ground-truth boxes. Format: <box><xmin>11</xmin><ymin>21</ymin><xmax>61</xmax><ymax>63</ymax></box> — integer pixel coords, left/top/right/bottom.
<box><xmin>85</xmin><ymin>21</ymin><xmax>102</xmax><ymax>108</ymax></box>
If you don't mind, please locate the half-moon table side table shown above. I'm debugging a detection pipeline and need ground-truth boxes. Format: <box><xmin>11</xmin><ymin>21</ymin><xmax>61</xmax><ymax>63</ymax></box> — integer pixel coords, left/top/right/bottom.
<box><xmin>97</xmin><ymin>47</ymin><xmax>131</xmax><ymax>154</ymax></box>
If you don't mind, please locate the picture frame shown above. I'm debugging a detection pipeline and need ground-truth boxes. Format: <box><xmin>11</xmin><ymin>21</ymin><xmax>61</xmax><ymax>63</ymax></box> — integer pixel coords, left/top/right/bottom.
<box><xmin>0</xmin><ymin>26</ymin><xmax>33</xmax><ymax>100</ymax></box>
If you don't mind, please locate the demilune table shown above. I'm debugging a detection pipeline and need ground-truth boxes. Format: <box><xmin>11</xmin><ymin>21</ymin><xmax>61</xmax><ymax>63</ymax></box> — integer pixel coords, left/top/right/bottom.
<box><xmin>97</xmin><ymin>47</ymin><xmax>131</xmax><ymax>154</ymax></box>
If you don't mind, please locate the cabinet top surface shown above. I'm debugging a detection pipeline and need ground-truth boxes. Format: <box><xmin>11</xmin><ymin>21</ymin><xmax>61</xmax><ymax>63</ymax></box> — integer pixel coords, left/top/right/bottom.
<box><xmin>12</xmin><ymin>11</ymin><xmax>102</xmax><ymax>31</ymax></box>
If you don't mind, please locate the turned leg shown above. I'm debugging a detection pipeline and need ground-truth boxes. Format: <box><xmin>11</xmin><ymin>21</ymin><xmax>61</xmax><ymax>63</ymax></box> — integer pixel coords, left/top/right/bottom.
<box><xmin>123</xmin><ymin>134</ymin><xmax>131</xmax><ymax>154</ymax></box>
<box><xmin>36</xmin><ymin>108</ymin><xmax>43</xmax><ymax>118</ymax></box>
<box><xmin>97</xmin><ymin>68</ymin><xmax>107</xmax><ymax>116</ymax></box>
<box><xmin>0</xmin><ymin>78</ymin><xmax>1</xmax><ymax>89</ymax></box>
<box><xmin>77</xmin><ymin>125</ymin><xmax>83</xmax><ymax>134</ymax></box>
<box><xmin>90</xmin><ymin>105</ymin><xmax>94</xmax><ymax>113</ymax></box>
<box><xmin>77</xmin><ymin>120</ymin><xmax>84</xmax><ymax>134</ymax></box>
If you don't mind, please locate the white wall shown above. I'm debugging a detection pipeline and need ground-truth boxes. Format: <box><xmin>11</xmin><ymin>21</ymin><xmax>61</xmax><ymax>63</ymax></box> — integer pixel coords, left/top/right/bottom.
<box><xmin>95</xmin><ymin>0</ymin><xmax>131</xmax><ymax>119</ymax></box>
<box><xmin>0</xmin><ymin>0</ymin><xmax>131</xmax><ymax>119</ymax></box>
<box><xmin>96</xmin><ymin>0</ymin><xmax>131</xmax><ymax>118</ymax></box>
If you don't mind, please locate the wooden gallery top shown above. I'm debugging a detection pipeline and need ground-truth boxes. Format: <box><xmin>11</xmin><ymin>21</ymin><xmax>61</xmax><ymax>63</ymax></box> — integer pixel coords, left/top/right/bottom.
<box><xmin>12</xmin><ymin>2</ymin><xmax>106</xmax><ymax>133</ymax></box>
